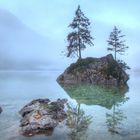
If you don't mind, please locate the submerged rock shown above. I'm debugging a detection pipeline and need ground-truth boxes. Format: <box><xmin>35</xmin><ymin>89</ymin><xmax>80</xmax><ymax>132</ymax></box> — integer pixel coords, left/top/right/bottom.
<box><xmin>19</xmin><ymin>98</ymin><xmax>67</xmax><ymax>136</ymax></box>
<box><xmin>0</xmin><ymin>106</ymin><xmax>2</xmax><ymax>114</ymax></box>
<box><xmin>57</xmin><ymin>54</ymin><xmax>129</xmax><ymax>86</ymax></box>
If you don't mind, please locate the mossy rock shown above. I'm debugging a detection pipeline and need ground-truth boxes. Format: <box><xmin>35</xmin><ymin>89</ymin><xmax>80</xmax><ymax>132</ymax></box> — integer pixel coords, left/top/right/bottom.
<box><xmin>57</xmin><ymin>54</ymin><xmax>129</xmax><ymax>86</ymax></box>
<box><xmin>67</xmin><ymin>57</ymin><xmax>96</xmax><ymax>74</ymax></box>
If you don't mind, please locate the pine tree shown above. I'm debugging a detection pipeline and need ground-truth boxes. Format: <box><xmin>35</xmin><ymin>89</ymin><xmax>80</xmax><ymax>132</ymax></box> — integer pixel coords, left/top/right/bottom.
<box><xmin>107</xmin><ymin>26</ymin><xmax>128</xmax><ymax>61</ymax></box>
<box><xmin>66</xmin><ymin>5</ymin><xmax>94</xmax><ymax>59</ymax></box>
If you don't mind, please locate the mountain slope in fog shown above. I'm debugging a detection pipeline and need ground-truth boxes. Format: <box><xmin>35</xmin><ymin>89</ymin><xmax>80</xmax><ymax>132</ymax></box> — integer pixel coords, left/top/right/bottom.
<box><xmin>0</xmin><ymin>9</ymin><xmax>53</xmax><ymax>70</ymax></box>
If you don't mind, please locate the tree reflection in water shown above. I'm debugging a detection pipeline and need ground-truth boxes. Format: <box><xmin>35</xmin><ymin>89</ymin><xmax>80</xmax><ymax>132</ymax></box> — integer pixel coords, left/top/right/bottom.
<box><xmin>66</xmin><ymin>103</ymin><xmax>92</xmax><ymax>140</ymax></box>
<box><xmin>106</xmin><ymin>88</ymin><xmax>129</xmax><ymax>135</ymax></box>
<box><xmin>59</xmin><ymin>83</ymin><xmax>129</xmax><ymax>138</ymax></box>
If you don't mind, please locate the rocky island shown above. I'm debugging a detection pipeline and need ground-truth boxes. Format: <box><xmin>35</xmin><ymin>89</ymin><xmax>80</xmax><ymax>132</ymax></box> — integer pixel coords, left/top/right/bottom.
<box><xmin>19</xmin><ymin>99</ymin><xmax>67</xmax><ymax>136</ymax></box>
<box><xmin>57</xmin><ymin>54</ymin><xmax>129</xmax><ymax>86</ymax></box>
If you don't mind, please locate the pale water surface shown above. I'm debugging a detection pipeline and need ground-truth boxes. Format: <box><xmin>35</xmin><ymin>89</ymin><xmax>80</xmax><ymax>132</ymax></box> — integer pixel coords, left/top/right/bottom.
<box><xmin>0</xmin><ymin>71</ymin><xmax>140</xmax><ymax>140</ymax></box>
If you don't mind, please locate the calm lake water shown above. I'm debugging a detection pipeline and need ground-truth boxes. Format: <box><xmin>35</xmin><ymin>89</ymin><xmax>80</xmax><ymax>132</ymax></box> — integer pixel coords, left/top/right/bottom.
<box><xmin>0</xmin><ymin>70</ymin><xmax>140</xmax><ymax>140</ymax></box>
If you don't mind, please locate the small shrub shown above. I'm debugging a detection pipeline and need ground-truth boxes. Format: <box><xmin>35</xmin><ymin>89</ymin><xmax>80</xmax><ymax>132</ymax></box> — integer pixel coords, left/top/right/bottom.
<box><xmin>67</xmin><ymin>57</ymin><xmax>96</xmax><ymax>74</ymax></box>
<box><xmin>101</xmin><ymin>60</ymin><xmax>121</xmax><ymax>79</ymax></box>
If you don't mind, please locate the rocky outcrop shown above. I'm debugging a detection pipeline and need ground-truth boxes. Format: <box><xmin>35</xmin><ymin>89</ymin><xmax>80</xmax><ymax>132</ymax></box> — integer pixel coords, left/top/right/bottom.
<box><xmin>19</xmin><ymin>98</ymin><xmax>67</xmax><ymax>136</ymax></box>
<box><xmin>0</xmin><ymin>106</ymin><xmax>2</xmax><ymax>114</ymax></box>
<box><xmin>57</xmin><ymin>54</ymin><xmax>129</xmax><ymax>86</ymax></box>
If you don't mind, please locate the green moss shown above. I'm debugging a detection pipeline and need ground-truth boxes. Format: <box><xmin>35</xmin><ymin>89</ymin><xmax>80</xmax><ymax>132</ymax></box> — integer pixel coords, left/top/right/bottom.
<box><xmin>67</xmin><ymin>57</ymin><xmax>96</xmax><ymax>74</ymax></box>
<box><xmin>66</xmin><ymin>56</ymin><xmax>123</xmax><ymax>80</ymax></box>
<box><xmin>40</xmin><ymin>103</ymin><xmax>49</xmax><ymax>109</ymax></box>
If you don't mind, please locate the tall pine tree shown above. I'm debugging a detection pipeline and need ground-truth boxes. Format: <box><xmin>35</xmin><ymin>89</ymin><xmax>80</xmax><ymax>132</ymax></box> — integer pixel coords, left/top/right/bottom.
<box><xmin>107</xmin><ymin>26</ymin><xmax>128</xmax><ymax>61</ymax></box>
<box><xmin>67</xmin><ymin>5</ymin><xmax>94</xmax><ymax>59</ymax></box>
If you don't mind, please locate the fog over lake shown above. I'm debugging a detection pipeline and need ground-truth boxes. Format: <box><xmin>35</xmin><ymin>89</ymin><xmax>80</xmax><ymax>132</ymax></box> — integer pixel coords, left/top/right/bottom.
<box><xmin>0</xmin><ymin>0</ymin><xmax>140</xmax><ymax>71</ymax></box>
<box><xmin>0</xmin><ymin>1</ymin><xmax>140</xmax><ymax>140</ymax></box>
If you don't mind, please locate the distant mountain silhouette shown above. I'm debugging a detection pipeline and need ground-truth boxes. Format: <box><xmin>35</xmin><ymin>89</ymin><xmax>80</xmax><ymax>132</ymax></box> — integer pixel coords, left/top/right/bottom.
<box><xmin>0</xmin><ymin>9</ymin><xmax>52</xmax><ymax>70</ymax></box>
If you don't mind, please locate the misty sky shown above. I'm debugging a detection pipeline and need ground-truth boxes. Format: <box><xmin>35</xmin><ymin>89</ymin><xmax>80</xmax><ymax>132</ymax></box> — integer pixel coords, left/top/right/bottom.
<box><xmin>0</xmin><ymin>0</ymin><xmax>140</xmax><ymax>70</ymax></box>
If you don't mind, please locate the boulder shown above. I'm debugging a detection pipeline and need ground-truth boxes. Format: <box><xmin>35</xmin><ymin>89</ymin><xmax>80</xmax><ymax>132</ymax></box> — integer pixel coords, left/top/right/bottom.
<box><xmin>57</xmin><ymin>54</ymin><xmax>129</xmax><ymax>86</ymax></box>
<box><xmin>19</xmin><ymin>98</ymin><xmax>67</xmax><ymax>136</ymax></box>
<box><xmin>0</xmin><ymin>106</ymin><xmax>2</xmax><ymax>114</ymax></box>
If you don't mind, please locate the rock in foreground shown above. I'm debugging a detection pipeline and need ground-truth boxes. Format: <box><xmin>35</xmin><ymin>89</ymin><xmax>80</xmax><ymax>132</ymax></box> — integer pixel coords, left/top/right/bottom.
<box><xmin>19</xmin><ymin>99</ymin><xmax>67</xmax><ymax>136</ymax></box>
<box><xmin>57</xmin><ymin>54</ymin><xmax>129</xmax><ymax>86</ymax></box>
<box><xmin>0</xmin><ymin>106</ymin><xmax>2</xmax><ymax>114</ymax></box>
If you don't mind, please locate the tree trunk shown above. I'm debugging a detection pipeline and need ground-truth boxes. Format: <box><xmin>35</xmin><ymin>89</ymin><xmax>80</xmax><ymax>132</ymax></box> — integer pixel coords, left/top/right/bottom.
<box><xmin>114</xmin><ymin>38</ymin><xmax>117</xmax><ymax>61</ymax></box>
<box><xmin>78</xmin><ymin>38</ymin><xmax>81</xmax><ymax>59</ymax></box>
<box><xmin>78</xmin><ymin>25</ymin><xmax>82</xmax><ymax>60</ymax></box>
<box><xmin>115</xmin><ymin>49</ymin><xmax>116</xmax><ymax>61</ymax></box>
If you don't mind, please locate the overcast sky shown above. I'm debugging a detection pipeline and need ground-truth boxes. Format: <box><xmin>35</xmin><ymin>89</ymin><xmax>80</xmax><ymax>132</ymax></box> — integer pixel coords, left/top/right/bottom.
<box><xmin>0</xmin><ymin>0</ymin><xmax>140</xmax><ymax>69</ymax></box>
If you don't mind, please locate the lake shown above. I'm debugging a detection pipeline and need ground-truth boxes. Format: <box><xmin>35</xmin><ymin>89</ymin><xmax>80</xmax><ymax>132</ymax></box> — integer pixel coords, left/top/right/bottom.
<box><xmin>0</xmin><ymin>70</ymin><xmax>140</xmax><ymax>140</ymax></box>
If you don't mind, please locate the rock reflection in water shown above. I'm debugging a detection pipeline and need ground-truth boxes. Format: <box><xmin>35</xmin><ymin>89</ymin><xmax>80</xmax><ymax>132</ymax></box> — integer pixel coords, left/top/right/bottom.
<box><xmin>60</xmin><ymin>83</ymin><xmax>129</xmax><ymax>137</ymax></box>
<box><xmin>61</xmin><ymin>84</ymin><xmax>129</xmax><ymax>109</ymax></box>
